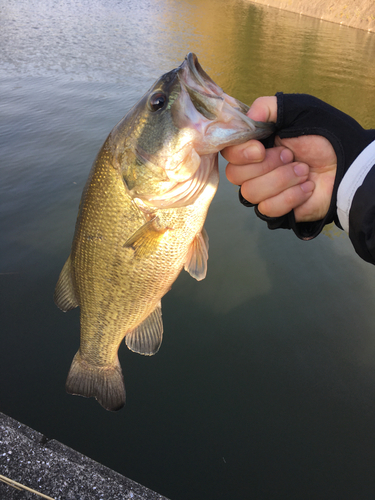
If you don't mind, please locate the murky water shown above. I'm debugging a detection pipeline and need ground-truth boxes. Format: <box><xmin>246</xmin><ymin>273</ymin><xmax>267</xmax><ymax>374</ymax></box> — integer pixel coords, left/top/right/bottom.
<box><xmin>1</xmin><ymin>0</ymin><xmax>375</xmax><ymax>498</ymax></box>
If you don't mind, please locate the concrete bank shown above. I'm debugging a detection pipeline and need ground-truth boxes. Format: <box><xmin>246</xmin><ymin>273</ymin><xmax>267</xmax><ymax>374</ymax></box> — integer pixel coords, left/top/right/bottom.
<box><xmin>0</xmin><ymin>412</ymin><xmax>169</xmax><ymax>500</ymax></box>
<box><xmin>248</xmin><ymin>0</ymin><xmax>375</xmax><ymax>32</ymax></box>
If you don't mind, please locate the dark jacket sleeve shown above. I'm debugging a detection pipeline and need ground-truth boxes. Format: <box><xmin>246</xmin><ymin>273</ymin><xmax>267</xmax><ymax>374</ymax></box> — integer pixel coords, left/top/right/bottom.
<box><xmin>337</xmin><ymin>142</ymin><xmax>375</xmax><ymax>264</ymax></box>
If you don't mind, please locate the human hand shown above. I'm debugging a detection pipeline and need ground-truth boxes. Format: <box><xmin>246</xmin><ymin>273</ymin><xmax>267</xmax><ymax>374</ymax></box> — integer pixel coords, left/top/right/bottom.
<box><xmin>222</xmin><ymin>96</ymin><xmax>337</xmax><ymax>223</ymax></box>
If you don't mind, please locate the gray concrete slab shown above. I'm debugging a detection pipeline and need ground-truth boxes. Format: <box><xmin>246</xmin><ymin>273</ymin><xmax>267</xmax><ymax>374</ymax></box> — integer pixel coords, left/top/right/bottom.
<box><xmin>0</xmin><ymin>412</ymin><xmax>169</xmax><ymax>500</ymax></box>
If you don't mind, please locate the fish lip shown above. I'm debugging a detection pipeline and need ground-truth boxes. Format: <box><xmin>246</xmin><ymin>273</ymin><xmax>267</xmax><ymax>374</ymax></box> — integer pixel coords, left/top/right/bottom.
<box><xmin>180</xmin><ymin>53</ymin><xmax>222</xmax><ymax>97</ymax></box>
<box><xmin>177</xmin><ymin>53</ymin><xmax>225</xmax><ymax>121</ymax></box>
<box><xmin>178</xmin><ymin>53</ymin><xmax>275</xmax><ymax>142</ymax></box>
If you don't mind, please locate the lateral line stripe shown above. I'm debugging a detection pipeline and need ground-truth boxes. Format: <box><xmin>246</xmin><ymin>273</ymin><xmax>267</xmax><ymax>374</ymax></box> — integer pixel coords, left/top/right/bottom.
<box><xmin>337</xmin><ymin>140</ymin><xmax>375</xmax><ymax>233</ymax></box>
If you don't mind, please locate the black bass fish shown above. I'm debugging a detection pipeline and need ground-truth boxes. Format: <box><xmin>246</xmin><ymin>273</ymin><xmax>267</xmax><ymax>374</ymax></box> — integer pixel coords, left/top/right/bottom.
<box><xmin>54</xmin><ymin>53</ymin><xmax>273</xmax><ymax>411</ymax></box>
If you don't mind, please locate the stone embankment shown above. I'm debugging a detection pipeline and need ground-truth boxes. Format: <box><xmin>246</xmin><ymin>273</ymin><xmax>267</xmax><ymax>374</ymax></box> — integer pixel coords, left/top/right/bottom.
<box><xmin>249</xmin><ymin>0</ymin><xmax>375</xmax><ymax>32</ymax></box>
<box><xmin>0</xmin><ymin>412</ymin><xmax>169</xmax><ymax>500</ymax></box>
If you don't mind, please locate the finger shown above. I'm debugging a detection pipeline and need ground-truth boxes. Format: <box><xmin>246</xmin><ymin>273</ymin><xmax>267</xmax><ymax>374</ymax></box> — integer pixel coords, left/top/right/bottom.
<box><xmin>225</xmin><ymin>147</ymin><xmax>294</xmax><ymax>185</ymax></box>
<box><xmin>257</xmin><ymin>181</ymin><xmax>315</xmax><ymax>218</ymax></box>
<box><xmin>221</xmin><ymin>139</ymin><xmax>265</xmax><ymax>164</ymax></box>
<box><xmin>221</xmin><ymin>96</ymin><xmax>277</xmax><ymax>164</ymax></box>
<box><xmin>240</xmin><ymin>162</ymin><xmax>310</xmax><ymax>205</ymax></box>
<box><xmin>222</xmin><ymin>96</ymin><xmax>278</xmax><ymax>163</ymax></box>
<box><xmin>275</xmin><ymin>134</ymin><xmax>337</xmax><ymax>171</ymax></box>
<box><xmin>247</xmin><ymin>96</ymin><xmax>278</xmax><ymax>123</ymax></box>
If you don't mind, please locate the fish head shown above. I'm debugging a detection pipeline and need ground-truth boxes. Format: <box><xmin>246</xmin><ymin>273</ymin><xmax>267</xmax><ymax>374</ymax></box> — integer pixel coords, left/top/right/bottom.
<box><xmin>115</xmin><ymin>53</ymin><xmax>274</xmax><ymax>207</ymax></box>
<box><xmin>176</xmin><ymin>52</ymin><xmax>273</xmax><ymax>151</ymax></box>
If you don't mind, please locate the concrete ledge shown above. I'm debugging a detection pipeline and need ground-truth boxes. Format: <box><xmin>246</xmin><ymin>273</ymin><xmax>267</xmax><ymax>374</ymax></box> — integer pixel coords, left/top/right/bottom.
<box><xmin>0</xmin><ymin>412</ymin><xmax>169</xmax><ymax>500</ymax></box>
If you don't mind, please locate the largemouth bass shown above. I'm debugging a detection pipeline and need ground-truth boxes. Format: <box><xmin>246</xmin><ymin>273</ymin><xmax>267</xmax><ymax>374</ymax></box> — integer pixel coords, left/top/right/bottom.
<box><xmin>54</xmin><ymin>53</ymin><xmax>273</xmax><ymax>411</ymax></box>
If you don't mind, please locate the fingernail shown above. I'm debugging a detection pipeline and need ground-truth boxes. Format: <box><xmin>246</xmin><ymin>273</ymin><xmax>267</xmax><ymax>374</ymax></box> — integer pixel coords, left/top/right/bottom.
<box><xmin>280</xmin><ymin>148</ymin><xmax>293</xmax><ymax>164</ymax></box>
<box><xmin>293</xmin><ymin>163</ymin><xmax>309</xmax><ymax>177</ymax></box>
<box><xmin>301</xmin><ymin>181</ymin><xmax>314</xmax><ymax>193</ymax></box>
<box><xmin>244</xmin><ymin>143</ymin><xmax>262</xmax><ymax>162</ymax></box>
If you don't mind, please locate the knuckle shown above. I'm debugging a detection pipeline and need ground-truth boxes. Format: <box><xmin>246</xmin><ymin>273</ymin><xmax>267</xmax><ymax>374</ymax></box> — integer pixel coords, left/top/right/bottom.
<box><xmin>275</xmin><ymin>167</ymin><xmax>291</xmax><ymax>188</ymax></box>
<box><xmin>258</xmin><ymin>199</ymin><xmax>273</xmax><ymax>216</ymax></box>
<box><xmin>241</xmin><ymin>181</ymin><xmax>259</xmax><ymax>205</ymax></box>
<box><xmin>283</xmin><ymin>189</ymin><xmax>297</xmax><ymax>207</ymax></box>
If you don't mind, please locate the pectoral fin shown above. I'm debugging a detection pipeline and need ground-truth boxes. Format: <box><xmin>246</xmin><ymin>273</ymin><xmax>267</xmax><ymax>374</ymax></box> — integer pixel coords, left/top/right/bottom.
<box><xmin>125</xmin><ymin>303</ymin><xmax>163</xmax><ymax>356</ymax></box>
<box><xmin>54</xmin><ymin>256</ymin><xmax>79</xmax><ymax>311</ymax></box>
<box><xmin>124</xmin><ymin>217</ymin><xmax>168</xmax><ymax>258</ymax></box>
<box><xmin>184</xmin><ymin>228</ymin><xmax>209</xmax><ymax>281</ymax></box>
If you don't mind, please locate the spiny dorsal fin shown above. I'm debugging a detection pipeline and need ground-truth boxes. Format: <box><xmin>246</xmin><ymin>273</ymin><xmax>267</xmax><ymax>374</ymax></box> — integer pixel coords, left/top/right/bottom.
<box><xmin>184</xmin><ymin>227</ymin><xmax>209</xmax><ymax>281</ymax></box>
<box><xmin>54</xmin><ymin>256</ymin><xmax>79</xmax><ymax>311</ymax></box>
<box><xmin>125</xmin><ymin>303</ymin><xmax>163</xmax><ymax>356</ymax></box>
<box><xmin>123</xmin><ymin>217</ymin><xmax>168</xmax><ymax>258</ymax></box>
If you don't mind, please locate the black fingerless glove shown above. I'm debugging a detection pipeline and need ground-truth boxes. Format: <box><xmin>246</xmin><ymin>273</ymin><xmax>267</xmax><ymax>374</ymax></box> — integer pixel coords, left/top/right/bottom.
<box><xmin>240</xmin><ymin>92</ymin><xmax>375</xmax><ymax>240</ymax></box>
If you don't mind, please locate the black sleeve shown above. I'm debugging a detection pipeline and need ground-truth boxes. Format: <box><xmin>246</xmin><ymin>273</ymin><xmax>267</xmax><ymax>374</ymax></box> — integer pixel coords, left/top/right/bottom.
<box><xmin>240</xmin><ymin>93</ymin><xmax>375</xmax><ymax>241</ymax></box>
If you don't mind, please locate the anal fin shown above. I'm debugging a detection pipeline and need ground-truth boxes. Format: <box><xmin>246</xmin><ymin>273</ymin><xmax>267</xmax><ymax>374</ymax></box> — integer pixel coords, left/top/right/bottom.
<box><xmin>184</xmin><ymin>227</ymin><xmax>209</xmax><ymax>281</ymax></box>
<box><xmin>125</xmin><ymin>303</ymin><xmax>163</xmax><ymax>356</ymax></box>
<box><xmin>54</xmin><ymin>256</ymin><xmax>79</xmax><ymax>311</ymax></box>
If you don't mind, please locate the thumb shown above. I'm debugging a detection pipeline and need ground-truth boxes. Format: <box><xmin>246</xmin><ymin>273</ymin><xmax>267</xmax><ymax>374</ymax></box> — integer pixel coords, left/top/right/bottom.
<box><xmin>248</xmin><ymin>96</ymin><xmax>278</xmax><ymax>123</ymax></box>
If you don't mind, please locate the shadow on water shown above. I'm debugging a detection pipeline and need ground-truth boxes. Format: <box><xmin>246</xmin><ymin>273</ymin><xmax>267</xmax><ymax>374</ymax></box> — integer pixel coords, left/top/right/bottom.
<box><xmin>2</xmin><ymin>0</ymin><xmax>375</xmax><ymax>498</ymax></box>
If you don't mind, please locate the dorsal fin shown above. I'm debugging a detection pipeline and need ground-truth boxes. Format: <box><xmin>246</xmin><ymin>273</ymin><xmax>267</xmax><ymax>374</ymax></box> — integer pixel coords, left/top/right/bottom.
<box><xmin>184</xmin><ymin>228</ymin><xmax>209</xmax><ymax>281</ymax></box>
<box><xmin>54</xmin><ymin>256</ymin><xmax>79</xmax><ymax>311</ymax></box>
<box><xmin>125</xmin><ymin>303</ymin><xmax>163</xmax><ymax>356</ymax></box>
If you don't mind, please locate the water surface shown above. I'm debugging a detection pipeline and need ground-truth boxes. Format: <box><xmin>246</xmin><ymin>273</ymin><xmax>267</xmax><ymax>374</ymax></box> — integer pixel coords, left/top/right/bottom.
<box><xmin>1</xmin><ymin>1</ymin><xmax>375</xmax><ymax>498</ymax></box>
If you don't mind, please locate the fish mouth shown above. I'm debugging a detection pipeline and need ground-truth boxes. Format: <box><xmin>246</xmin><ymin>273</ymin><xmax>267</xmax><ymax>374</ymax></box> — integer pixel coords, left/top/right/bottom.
<box><xmin>178</xmin><ymin>53</ymin><xmax>226</xmax><ymax>120</ymax></box>
<box><xmin>177</xmin><ymin>53</ymin><xmax>274</xmax><ymax>149</ymax></box>
<box><xmin>181</xmin><ymin>53</ymin><xmax>224</xmax><ymax>100</ymax></box>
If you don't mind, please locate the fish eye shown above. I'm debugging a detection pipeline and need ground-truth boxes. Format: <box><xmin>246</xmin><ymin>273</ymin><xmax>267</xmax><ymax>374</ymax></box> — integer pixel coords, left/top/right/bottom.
<box><xmin>149</xmin><ymin>92</ymin><xmax>167</xmax><ymax>112</ymax></box>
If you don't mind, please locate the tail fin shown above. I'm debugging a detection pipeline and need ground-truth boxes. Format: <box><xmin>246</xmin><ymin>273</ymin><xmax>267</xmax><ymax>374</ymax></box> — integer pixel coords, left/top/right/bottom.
<box><xmin>66</xmin><ymin>352</ymin><xmax>125</xmax><ymax>411</ymax></box>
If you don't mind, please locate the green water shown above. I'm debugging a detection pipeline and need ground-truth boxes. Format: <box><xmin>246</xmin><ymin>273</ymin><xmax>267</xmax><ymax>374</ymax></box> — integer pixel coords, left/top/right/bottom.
<box><xmin>1</xmin><ymin>0</ymin><xmax>375</xmax><ymax>498</ymax></box>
